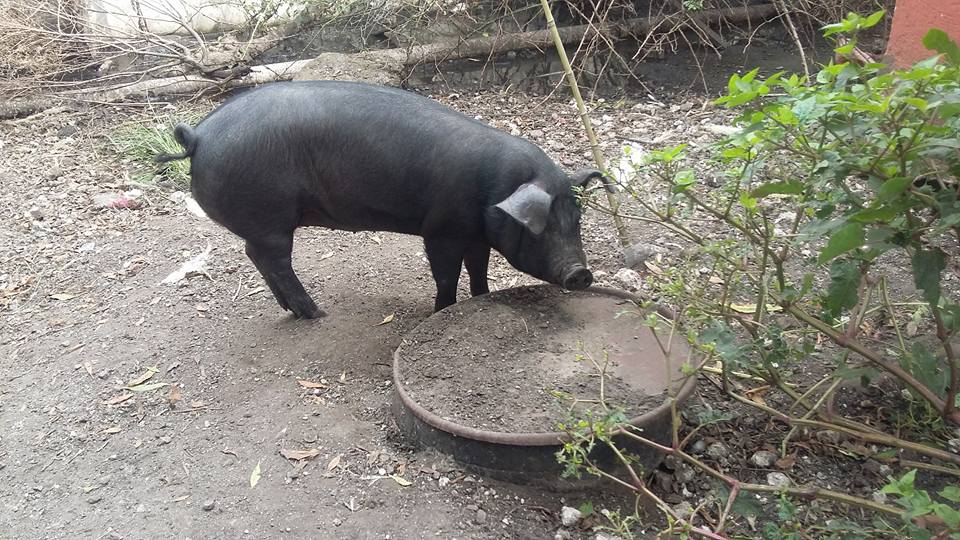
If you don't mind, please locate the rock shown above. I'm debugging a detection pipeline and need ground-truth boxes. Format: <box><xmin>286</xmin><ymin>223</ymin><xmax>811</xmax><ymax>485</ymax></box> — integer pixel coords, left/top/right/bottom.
<box><xmin>706</xmin><ymin>442</ymin><xmax>730</xmax><ymax>460</ymax></box>
<box><xmin>613</xmin><ymin>268</ymin><xmax>643</xmax><ymax>292</ymax></box>
<box><xmin>27</xmin><ymin>206</ymin><xmax>44</xmax><ymax>220</ymax></box>
<box><xmin>554</xmin><ymin>530</ymin><xmax>572</xmax><ymax>540</ymax></box>
<box><xmin>673</xmin><ymin>463</ymin><xmax>696</xmax><ymax>484</ymax></box>
<box><xmin>766</xmin><ymin>472</ymin><xmax>791</xmax><ymax>488</ymax></box>
<box><xmin>653</xmin><ymin>470</ymin><xmax>673</xmax><ymax>492</ymax></box>
<box><xmin>623</xmin><ymin>243</ymin><xmax>659</xmax><ymax>268</ymax></box>
<box><xmin>528</xmin><ymin>129</ymin><xmax>544</xmax><ymax>138</ymax></box>
<box><xmin>690</xmin><ymin>440</ymin><xmax>707</xmax><ymax>454</ymax></box>
<box><xmin>475</xmin><ymin>509</ymin><xmax>487</xmax><ymax>524</ymax></box>
<box><xmin>560</xmin><ymin>506</ymin><xmax>582</xmax><ymax>527</ymax></box>
<box><xmin>332</xmin><ymin>518</ymin><xmax>343</xmax><ymax>526</ymax></box>
<box><xmin>158</xmin><ymin>436</ymin><xmax>172</xmax><ymax>445</ymax></box>
<box><xmin>749</xmin><ymin>450</ymin><xmax>778</xmax><ymax>468</ymax></box>
<box><xmin>46</xmin><ymin>166</ymin><xmax>63</xmax><ymax>180</ymax></box>
<box><xmin>662</xmin><ymin>455</ymin><xmax>680</xmax><ymax>470</ymax></box>
<box><xmin>202</xmin><ymin>500</ymin><xmax>215</xmax><ymax>511</ymax></box>
<box><xmin>87</xmin><ymin>494</ymin><xmax>103</xmax><ymax>504</ymax></box>
<box><xmin>872</xmin><ymin>491</ymin><xmax>887</xmax><ymax>504</ymax></box>
<box><xmin>879</xmin><ymin>464</ymin><xmax>893</xmax><ymax>477</ymax></box>
<box><xmin>595</xmin><ymin>533</ymin><xmax>624</xmax><ymax>540</ymax></box>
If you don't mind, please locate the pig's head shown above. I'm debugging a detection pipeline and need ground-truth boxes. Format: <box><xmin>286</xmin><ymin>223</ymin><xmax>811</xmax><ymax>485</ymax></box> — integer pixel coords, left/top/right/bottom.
<box><xmin>485</xmin><ymin>168</ymin><xmax>608</xmax><ymax>291</ymax></box>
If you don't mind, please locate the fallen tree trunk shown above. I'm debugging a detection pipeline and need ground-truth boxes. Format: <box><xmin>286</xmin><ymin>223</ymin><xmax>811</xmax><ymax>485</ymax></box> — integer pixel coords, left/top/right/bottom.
<box><xmin>61</xmin><ymin>3</ymin><xmax>779</xmax><ymax>102</ymax></box>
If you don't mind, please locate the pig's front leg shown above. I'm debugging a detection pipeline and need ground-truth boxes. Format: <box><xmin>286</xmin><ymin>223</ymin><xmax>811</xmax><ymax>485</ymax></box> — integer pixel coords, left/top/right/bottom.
<box><xmin>424</xmin><ymin>237</ymin><xmax>467</xmax><ymax>312</ymax></box>
<box><xmin>463</xmin><ymin>242</ymin><xmax>490</xmax><ymax>297</ymax></box>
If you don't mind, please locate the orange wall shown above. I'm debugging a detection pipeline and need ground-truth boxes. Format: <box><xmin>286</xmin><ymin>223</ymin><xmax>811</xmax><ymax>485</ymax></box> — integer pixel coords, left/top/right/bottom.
<box><xmin>885</xmin><ymin>0</ymin><xmax>960</xmax><ymax>67</ymax></box>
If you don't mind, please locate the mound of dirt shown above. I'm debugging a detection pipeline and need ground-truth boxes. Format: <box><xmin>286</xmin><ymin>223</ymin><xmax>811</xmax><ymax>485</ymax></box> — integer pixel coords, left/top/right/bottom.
<box><xmin>397</xmin><ymin>286</ymin><xmax>672</xmax><ymax>433</ymax></box>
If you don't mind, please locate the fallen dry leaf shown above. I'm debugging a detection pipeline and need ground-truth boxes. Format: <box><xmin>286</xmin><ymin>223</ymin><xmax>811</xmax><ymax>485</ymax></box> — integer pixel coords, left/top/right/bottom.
<box><xmin>319</xmin><ymin>251</ymin><xmax>334</xmax><ymax>261</ymax></box>
<box><xmin>101</xmin><ymin>393</ymin><xmax>133</xmax><ymax>406</ymax></box>
<box><xmin>127</xmin><ymin>367</ymin><xmax>158</xmax><ymax>387</ymax></box>
<box><xmin>189</xmin><ymin>400</ymin><xmax>208</xmax><ymax>408</ymax></box>
<box><xmin>391</xmin><ymin>475</ymin><xmax>412</xmax><ymax>487</ymax></box>
<box><xmin>775</xmin><ymin>454</ymin><xmax>796</xmax><ymax>470</ymax></box>
<box><xmin>339</xmin><ymin>372</ymin><xmax>346</xmax><ymax>383</ymax></box>
<box><xmin>280</xmin><ymin>448</ymin><xmax>321</xmax><ymax>461</ymax></box>
<box><xmin>126</xmin><ymin>381</ymin><xmax>169</xmax><ymax>393</ymax></box>
<box><xmin>327</xmin><ymin>454</ymin><xmax>342</xmax><ymax>471</ymax></box>
<box><xmin>250</xmin><ymin>460</ymin><xmax>262</xmax><ymax>488</ymax></box>
<box><xmin>297</xmin><ymin>379</ymin><xmax>327</xmax><ymax>389</ymax></box>
<box><xmin>168</xmin><ymin>386</ymin><xmax>182</xmax><ymax>407</ymax></box>
<box><xmin>376</xmin><ymin>313</ymin><xmax>395</xmax><ymax>326</ymax></box>
<box><xmin>82</xmin><ymin>361</ymin><xmax>93</xmax><ymax>376</ymax></box>
<box><xmin>49</xmin><ymin>293</ymin><xmax>77</xmax><ymax>301</ymax></box>
<box><xmin>730</xmin><ymin>303</ymin><xmax>783</xmax><ymax>314</ymax></box>
<box><xmin>101</xmin><ymin>426</ymin><xmax>121</xmax><ymax>434</ymax></box>
<box><xmin>643</xmin><ymin>261</ymin><xmax>664</xmax><ymax>275</ymax></box>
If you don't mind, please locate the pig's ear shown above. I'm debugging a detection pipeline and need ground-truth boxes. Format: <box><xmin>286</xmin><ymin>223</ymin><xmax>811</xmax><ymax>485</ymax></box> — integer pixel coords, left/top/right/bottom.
<box><xmin>494</xmin><ymin>183</ymin><xmax>554</xmax><ymax>235</ymax></box>
<box><xmin>571</xmin><ymin>168</ymin><xmax>617</xmax><ymax>193</ymax></box>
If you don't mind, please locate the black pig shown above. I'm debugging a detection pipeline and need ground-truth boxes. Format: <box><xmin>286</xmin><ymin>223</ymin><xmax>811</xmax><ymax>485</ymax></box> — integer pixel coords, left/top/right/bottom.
<box><xmin>157</xmin><ymin>81</ymin><xmax>610</xmax><ymax>318</ymax></box>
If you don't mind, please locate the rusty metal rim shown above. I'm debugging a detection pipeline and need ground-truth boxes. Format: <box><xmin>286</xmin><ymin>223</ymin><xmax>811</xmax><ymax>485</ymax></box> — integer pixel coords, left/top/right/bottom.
<box><xmin>392</xmin><ymin>286</ymin><xmax>697</xmax><ymax>447</ymax></box>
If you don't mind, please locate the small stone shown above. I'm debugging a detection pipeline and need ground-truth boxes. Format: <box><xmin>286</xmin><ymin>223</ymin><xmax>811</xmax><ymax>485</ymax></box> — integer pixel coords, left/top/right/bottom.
<box><xmin>749</xmin><ymin>450</ymin><xmax>778</xmax><ymax>468</ymax></box>
<box><xmin>28</xmin><ymin>207</ymin><xmax>44</xmax><ymax>220</ymax></box>
<box><xmin>879</xmin><ymin>464</ymin><xmax>893</xmax><ymax>477</ymax></box>
<box><xmin>947</xmin><ymin>438</ymin><xmax>960</xmax><ymax>454</ymax></box>
<box><xmin>871</xmin><ymin>491</ymin><xmax>887</xmax><ymax>504</ymax></box>
<box><xmin>595</xmin><ymin>533</ymin><xmax>624</xmax><ymax>540</ymax></box>
<box><xmin>158</xmin><ymin>436</ymin><xmax>172</xmax><ymax>445</ymax></box>
<box><xmin>87</xmin><ymin>494</ymin><xmax>103</xmax><ymax>504</ymax></box>
<box><xmin>672</xmin><ymin>501</ymin><xmax>694</xmax><ymax>517</ymax></box>
<box><xmin>623</xmin><ymin>243</ymin><xmax>659</xmax><ymax>268</ymax></box>
<box><xmin>528</xmin><ymin>129</ymin><xmax>544</xmax><ymax>138</ymax></box>
<box><xmin>766</xmin><ymin>472</ymin><xmax>791</xmax><ymax>488</ymax></box>
<box><xmin>613</xmin><ymin>268</ymin><xmax>643</xmax><ymax>292</ymax></box>
<box><xmin>202</xmin><ymin>500</ymin><xmax>215</xmax><ymax>511</ymax></box>
<box><xmin>332</xmin><ymin>518</ymin><xmax>342</xmax><ymax>527</ymax></box>
<box><xmin>662</xmin><ymin>455</ymin><xmax>680</xmax><ymax>470</ymax></box>
<box><xmin>690</xmin><ymin>440</ymin><xmax>707</xmax><ymax>454</ymax></box>
<box><xmin>57</xmin><ymin>125</ymin><xmax>78</xmax><ymax>138</ymax></box>
<box><xmin>475</xmin><ymin>509</ymin><xmax>487</xmax><ymax>524</ymax></box>
<box><xmin>46</xmin><ymin>166</ymin><xmax>63</xmax><ymax>180</ymax></box>
<box><xmin>560</xmin><ymin>506</ymin><xmax>582</xmax><ymax>527</ymax></box>
<box><xmin>706</xmin><ymin>442</ymin><xmax>730</xmax><ymax>460</ymax></box>
<box><xmin>554</xmin><ymin>530</ymin><xmax>573</xmax><ymax>540</ymax></box>
<box><xmin>815</xmin><ymin>430</ymin><xmax>844</xmax><ymax>445</ymax></box>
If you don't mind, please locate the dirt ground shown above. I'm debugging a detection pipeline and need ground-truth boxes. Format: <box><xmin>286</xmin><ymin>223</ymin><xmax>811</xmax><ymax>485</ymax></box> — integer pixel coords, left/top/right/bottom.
<box><xmin>1</xmin><ymin>33</ymin><xmax>925</xmax><ymax>539</ymax></box>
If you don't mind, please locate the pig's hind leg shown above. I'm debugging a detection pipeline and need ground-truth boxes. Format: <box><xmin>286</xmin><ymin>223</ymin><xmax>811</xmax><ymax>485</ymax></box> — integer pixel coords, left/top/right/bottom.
<box><xmin>244</xmin><ymin>234</ymin><xmax>324</xmax><ymax>319</ymax></box>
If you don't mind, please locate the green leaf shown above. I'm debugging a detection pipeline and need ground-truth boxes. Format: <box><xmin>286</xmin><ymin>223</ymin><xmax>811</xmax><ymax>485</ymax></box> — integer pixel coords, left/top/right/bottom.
<box><xmin>911</xmin><ymin>248</ymin><xmax>947</xmax><ymax>306</ymax></box>
<box><xmin>863</xmin><ymin>10</ymin><xmax>886</xmax><ymax>29</ymax></box>
<box><xmin>578</xmin><ymin>501</ymin><xmax>595</xmax><ymax>517</ymax></box>
<box><xmin>751</xmin><ymin>180</ymin><xmax>805</xmax><ymax>198</ymax></box>
<box><xmin>877</xmin><ymin>177</ymin><xmax>913</xmax><ymax>201</ymax></box>
<box><xmin>818</xmin><ymin>222</ymin><xmax>865</xmax><ymax>263</ymax></box>
<box><xmin>935</xmin><ymin>503</ymin><xmax>960</xmax><ymax>529</ymax></box>
<box><xmin>923</xmin><ymin>28</ymin><xmax>960</xmax><ymax>65</ymax></box>
<box><xmin>850</xmin><ymin>206</ymin><xmax>900</xmax><ymax>223</ymax></box>
<box><xmin>881</xmin><ymin>469</ymin><xmax>917</xmax><ymax>496</ymax></box>
<box><xmin>940</xmin><ymin>485</ymin><xmax>960</xmax><ymax>503</ymax></box>
<box><xmin>900</xmin><ymin>343</ymin><xmax>949</xmax><ymax>399</ymax></box>
<box><xmin>824</xmin><ymin>258</ymin><xmax>860</xmax><ymax>318</ymax></box>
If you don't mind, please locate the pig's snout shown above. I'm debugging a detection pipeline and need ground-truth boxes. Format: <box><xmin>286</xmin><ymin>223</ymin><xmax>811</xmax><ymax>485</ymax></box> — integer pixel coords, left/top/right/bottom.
<box><xmin>561</xmin><ymin>265</ymin><xmax>593</xmax><ymax>291</ymax></box>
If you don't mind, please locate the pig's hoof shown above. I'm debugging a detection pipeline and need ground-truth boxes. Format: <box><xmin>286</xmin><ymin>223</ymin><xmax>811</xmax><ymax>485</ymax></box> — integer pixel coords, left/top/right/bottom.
<box><xmin>289</xmin><ymin>298</ymin><xmax>325</xmax><ymax>319</ymax></box>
